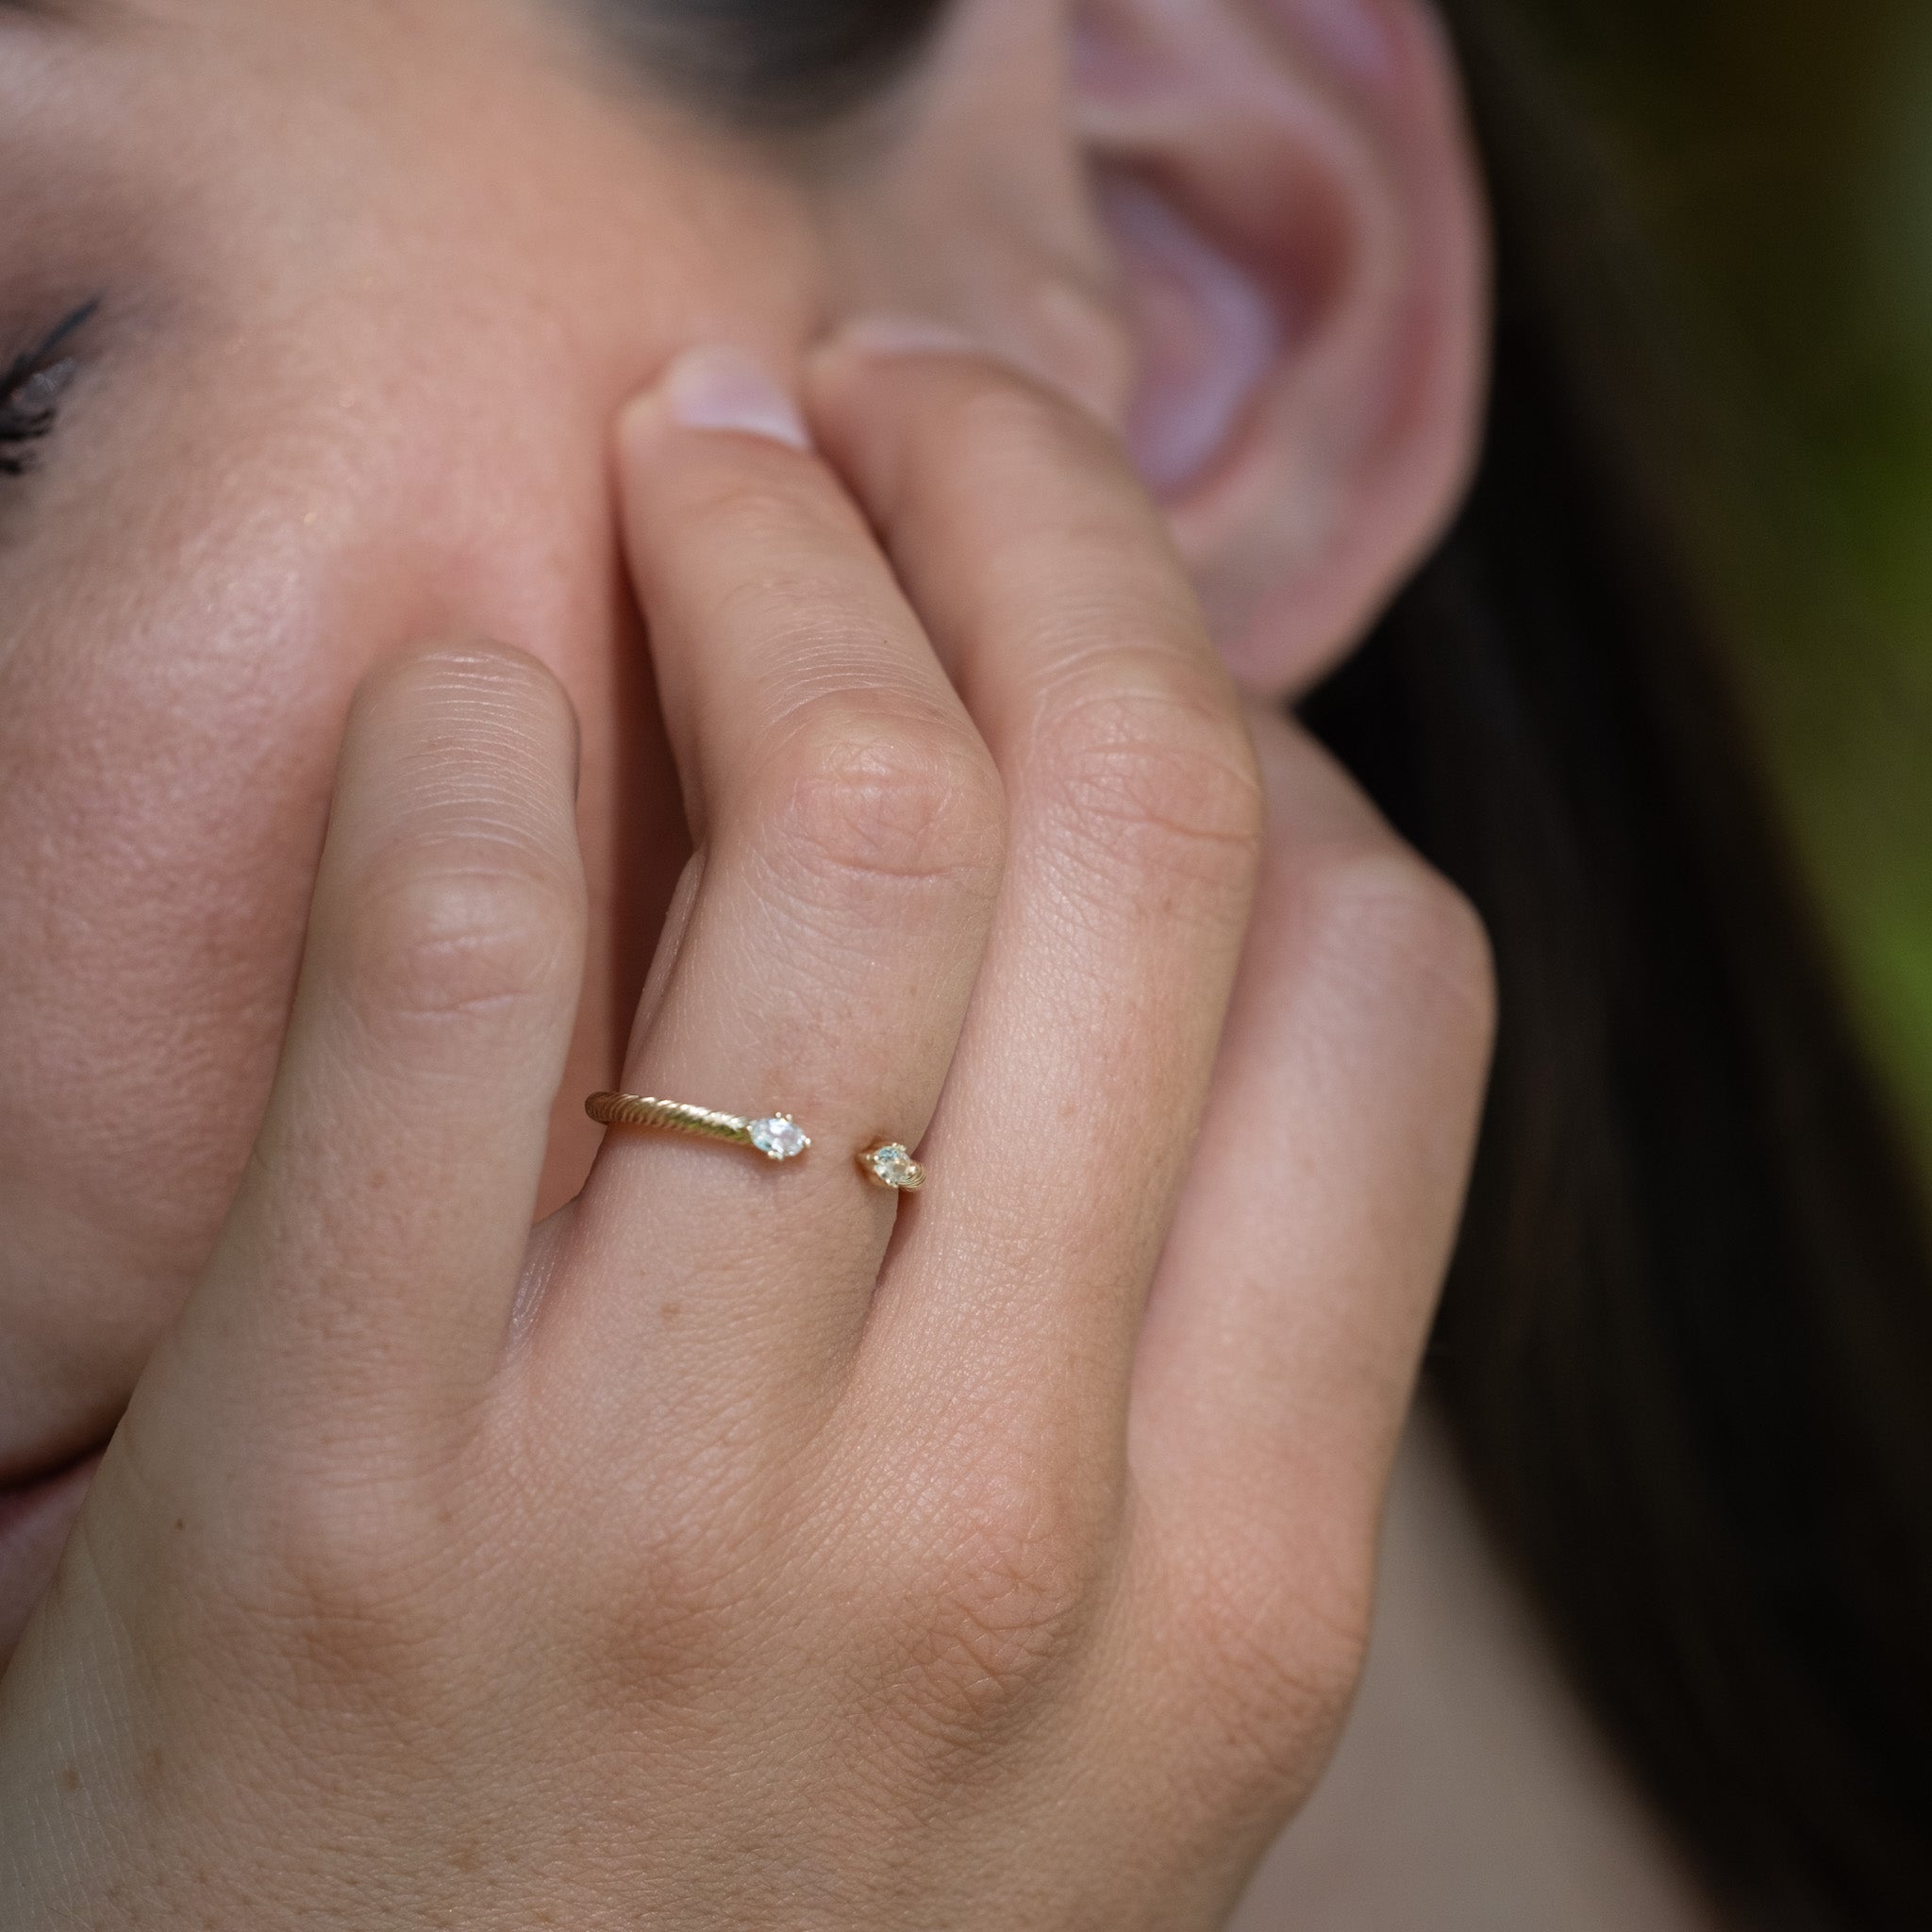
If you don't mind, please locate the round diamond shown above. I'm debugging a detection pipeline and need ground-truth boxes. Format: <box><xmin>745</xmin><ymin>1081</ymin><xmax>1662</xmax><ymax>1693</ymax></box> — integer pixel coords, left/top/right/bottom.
<box><xmin>863</xmin><ymin>1143</ymin><xmax>923</xmax><ymax>1191</ymax></box>
<box><xmin>748</xmin><ymin>1115</ymin><xmax>809</xmax><ymax>1161</ymax></box>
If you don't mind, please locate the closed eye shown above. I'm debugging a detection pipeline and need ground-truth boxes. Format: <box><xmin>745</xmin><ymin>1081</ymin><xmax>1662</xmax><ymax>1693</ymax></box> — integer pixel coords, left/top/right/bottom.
<box><xmin>0</xmin><ymin>301</ymin><xmax>99</xmax><ymax>476</ymax></box>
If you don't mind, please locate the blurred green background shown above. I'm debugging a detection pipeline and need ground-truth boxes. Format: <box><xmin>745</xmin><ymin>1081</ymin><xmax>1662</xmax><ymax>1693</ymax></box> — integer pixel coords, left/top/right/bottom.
<box><xmin>1497</xmin><ymin>0</ymin><xmax>1932</xmax><ymax>1173</ymax></box>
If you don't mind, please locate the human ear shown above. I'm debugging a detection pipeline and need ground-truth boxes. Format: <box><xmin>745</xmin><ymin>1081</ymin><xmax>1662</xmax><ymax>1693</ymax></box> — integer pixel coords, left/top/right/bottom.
<box><xmin>1074</xmin><ymin>0</ymin><xmax>1490</xmax><ymax>695</ymax></box>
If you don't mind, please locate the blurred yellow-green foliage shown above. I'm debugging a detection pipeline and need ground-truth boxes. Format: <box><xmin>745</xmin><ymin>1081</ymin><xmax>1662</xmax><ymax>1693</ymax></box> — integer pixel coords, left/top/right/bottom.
<box><xmin>1502</xmin><ymin>0</ymin><xmax>1932</xmax><ymax>1171</ymax></box>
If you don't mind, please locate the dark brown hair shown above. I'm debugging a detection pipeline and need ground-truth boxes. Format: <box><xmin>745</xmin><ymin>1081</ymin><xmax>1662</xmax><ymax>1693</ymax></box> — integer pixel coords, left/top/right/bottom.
<box><xmin>1308</xmin><ymin>8</ymin><xmax>1932</xmax><ymax>1922</ymax></box>
<box><xmin>614</xmin><ymin>2</ymin><xmax>1932</xmax><ymax>1922</ymax></box>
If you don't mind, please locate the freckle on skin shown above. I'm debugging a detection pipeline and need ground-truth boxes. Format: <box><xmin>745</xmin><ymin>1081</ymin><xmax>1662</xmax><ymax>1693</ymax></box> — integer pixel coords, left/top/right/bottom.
<box><xmin>175</xmin><ymin>1518</ymin><xmax>187</xmax><ymax>1532</ymax></box>
<box><xmin>58</xmin><ymin>1766</ymin><xmax>80</xmax><ymax>1792</ymax></box>
<box><xmin>660</xmin><ymin>1302</ymin><xmax>682</xmax><ymax>1323</ymax></box>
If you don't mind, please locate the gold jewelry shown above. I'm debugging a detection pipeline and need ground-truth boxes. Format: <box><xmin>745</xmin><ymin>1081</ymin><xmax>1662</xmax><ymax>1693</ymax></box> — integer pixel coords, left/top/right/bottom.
<box><xmin>586</xmin><ymin>1092</ymin><xmax>810</xmax><ymax>1163</ymax></box>
<box><xmin>858</xmin><ymin>1141</ymin><xmax>925</xmax><ymax>1192</ymax></box>
<box><xmin>587</xmin><ymin>1094</ymin><xmax>926</xmax><ymax>1191</ymax></box>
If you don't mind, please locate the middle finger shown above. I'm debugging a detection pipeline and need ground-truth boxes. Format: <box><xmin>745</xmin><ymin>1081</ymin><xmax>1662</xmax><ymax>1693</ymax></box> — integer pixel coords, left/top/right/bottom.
<box><xmin>808</xmin><ymin>331</ymin><xmax>1265</xmax><ymax>1441</ymax></box>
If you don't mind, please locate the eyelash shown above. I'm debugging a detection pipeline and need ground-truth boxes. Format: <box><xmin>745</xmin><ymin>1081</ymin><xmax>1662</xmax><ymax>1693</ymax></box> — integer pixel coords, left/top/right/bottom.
<box><xmin>0</xmin><ymin>302</ymin><xmax>100</xmax><ymax>477</ymax></box>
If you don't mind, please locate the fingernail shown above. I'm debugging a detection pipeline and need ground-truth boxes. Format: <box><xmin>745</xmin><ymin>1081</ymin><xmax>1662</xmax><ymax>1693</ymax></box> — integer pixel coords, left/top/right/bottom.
<box><xmin>835</xmin><ymin>313</ymin><xmax>994</xmax><ymax>360</ymax></box>
<box><xmin>659</xmin><ymin>345</ymin><xmax>811</xmax><ymax>450</ymax></box>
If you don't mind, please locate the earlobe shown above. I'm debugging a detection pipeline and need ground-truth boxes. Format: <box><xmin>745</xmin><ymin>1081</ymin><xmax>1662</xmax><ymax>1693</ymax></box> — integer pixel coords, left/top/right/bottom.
<box><xmin>1075</xmin><ymin>0</ymin><xmax>1489</xmax><ymax>696</ymax></box>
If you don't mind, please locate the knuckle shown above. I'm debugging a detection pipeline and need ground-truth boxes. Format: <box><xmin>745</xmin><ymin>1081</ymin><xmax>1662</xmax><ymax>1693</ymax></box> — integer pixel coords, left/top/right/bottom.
<box><xmin>1173</xmin><ymin>1531</ymin><xmax>1375</xmax><ymax>1797</ymax></box>
<box><xmin>921</xmin><ymin>1522</ymin><xmax>1086</xmax><ymax>1713</ymax></box>
<box><xmin>893</xmin><ymin>1542</ymin><xmax>1089</xmax><ymax>1740</ymax></box>
<box><xmin>573</xmin><ymin>1453</ymin><xmax>784</xmax><ymax>1700</ymax></box>
<box><xmin>762</xmin><ymin>701</ymin><xmax>1008</xmax><ymax>902</ymax></box>
<box><xmin>653</xmin><ymin>473</ymin><xmax>875</xmax><ymax>616</ymax></box>
<box><xmin>674</xmin><ymin>464</ymin><xmax>852</xmax><ymax>549</ymax></box>
<box><xmin>237</xmin><ymin>1472</ymin><xmax>456</xmax><ymax>1695</ymax></box>
<box><xmin>939</xmin><ymin>372</ymin><xmax>1114</xmax><ymax>485</ymax></box>
<box><xmin>596</xmin><ymin>1524</ymin><xmax>764</xmax><ymax>1700</ymax></box>
<box><xmin>367</xmin><ymin>635</ymin><xmax>574</xmax><ymax>721</ymax></box>
<box><xmin>1034</xmin><ymin>670</ymin><xmax>1264</xmax><ymax>908</ymax></box>
<box><xmin>869</xmin><ymin>1442</ymin><xmax>1108</xmax><ymax>1738</ymax></box>
<box><xmin>339</xmin><ymin>848</ymin><xmax>581</xmax><ymax>1034</ymax></box>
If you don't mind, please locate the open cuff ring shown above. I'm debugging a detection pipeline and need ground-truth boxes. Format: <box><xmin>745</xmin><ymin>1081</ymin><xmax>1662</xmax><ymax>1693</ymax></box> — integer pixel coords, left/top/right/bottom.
<box><xmin>585</xmin><ymin>1093</ymin><xmax>925</xmax><ymax>1192</ymax></box>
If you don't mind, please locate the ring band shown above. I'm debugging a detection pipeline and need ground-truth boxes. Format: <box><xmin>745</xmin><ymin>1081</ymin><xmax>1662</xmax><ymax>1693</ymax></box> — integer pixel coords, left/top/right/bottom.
<box><xmin>586</xmin><ymin>1092</ymin><xmax>810</xmax><ymax>1162</ymax></box>
<box><xmin>586</xmin><ymin>1092</ymin><xmax>926</xmax><ymax>1191</ymax></box>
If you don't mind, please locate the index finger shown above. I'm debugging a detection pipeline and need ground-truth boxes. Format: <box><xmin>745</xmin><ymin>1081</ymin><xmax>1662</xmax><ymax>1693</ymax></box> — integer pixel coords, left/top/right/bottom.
<box><xmin>144</xmin><ymin>642</ymin><xmax>587</xmax><ymax>1460</ymax></box>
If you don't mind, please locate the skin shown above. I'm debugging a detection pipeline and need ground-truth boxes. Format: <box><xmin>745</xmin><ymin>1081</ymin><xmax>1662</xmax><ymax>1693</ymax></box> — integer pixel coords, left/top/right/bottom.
<box><xmin>0</xmin><ymin>0</ymin><xmax>1495</xmax><ymax>1921</ymax></box>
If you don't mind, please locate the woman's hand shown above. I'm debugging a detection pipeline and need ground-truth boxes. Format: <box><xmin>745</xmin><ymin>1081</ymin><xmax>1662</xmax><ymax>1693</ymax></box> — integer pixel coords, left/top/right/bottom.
<box><xmin>0</xmin><ymin>336</ymin><xmax>1493</xmax><ymax>1929</ymax></box>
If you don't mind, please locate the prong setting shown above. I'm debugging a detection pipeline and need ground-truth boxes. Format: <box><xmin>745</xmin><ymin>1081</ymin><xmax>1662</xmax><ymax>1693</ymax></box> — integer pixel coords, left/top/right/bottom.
<box><xmin>748</xmin><ymin>1115</ymin><xmax>811</xmax><ymax>1161</ymax></box>
<box><xmin>859</xmin><ymin>1142</ymin><xmax>924</xmax><ymax>1191</ymax></box>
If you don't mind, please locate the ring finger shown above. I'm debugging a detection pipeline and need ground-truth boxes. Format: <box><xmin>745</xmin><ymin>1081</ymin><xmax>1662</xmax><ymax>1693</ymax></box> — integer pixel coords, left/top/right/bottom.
<box><xmin>552</xmin><ymin>348</ymin><xmax>1006</xmax><ymax>1416</ymax></box>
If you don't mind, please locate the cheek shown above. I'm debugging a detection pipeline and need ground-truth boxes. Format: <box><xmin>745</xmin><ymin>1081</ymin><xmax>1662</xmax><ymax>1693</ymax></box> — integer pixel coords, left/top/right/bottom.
<box><xmin>0</xmin><ymin>375</ymin><xmax>628</xmax><ymax>1386</ymax></box>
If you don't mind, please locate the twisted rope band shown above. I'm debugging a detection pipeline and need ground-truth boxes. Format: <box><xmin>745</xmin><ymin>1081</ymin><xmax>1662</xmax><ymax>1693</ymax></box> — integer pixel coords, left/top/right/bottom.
<box><xmin>586</xmin><ymin>1093</ymin><xmax>752</xmax><ymax>1143</ymax></box>
<box><xmin>587</xmin><ymin>1094</ymin><xmax>924</xmax><ymax>1190</ymax></box>
<box><xmin>585</xmin><ymin>1093</ymin><xmax>810</xmax><ymax>1163</ymax></box>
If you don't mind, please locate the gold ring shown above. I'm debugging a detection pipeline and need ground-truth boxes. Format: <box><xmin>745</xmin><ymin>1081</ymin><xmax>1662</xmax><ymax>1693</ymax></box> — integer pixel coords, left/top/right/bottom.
<box><xmin>586</xmin><ymin>1092</ymin><xmax>810</xmax><ymax>1162</ymax></box>
<box><xmin>586</xmin><ymin>1094</ymin><xmax>927</xmax><ymax>1192</ymax></box>
<box><xmin>858</xmin><ymin>1141</ymin><xmax>925</xmax><ymax>1192</ymax></box>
